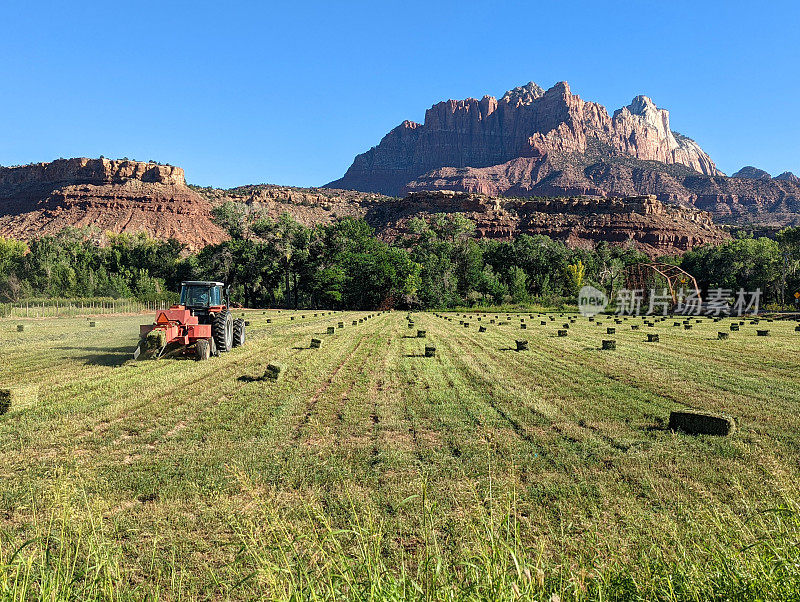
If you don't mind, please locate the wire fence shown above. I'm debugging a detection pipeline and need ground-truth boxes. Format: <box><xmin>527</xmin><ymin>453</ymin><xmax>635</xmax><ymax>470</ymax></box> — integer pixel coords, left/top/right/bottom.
<box><xmin>0</xmin><ymin>298</ymin><xmax>171</xmax><ymax>318</ymax></box>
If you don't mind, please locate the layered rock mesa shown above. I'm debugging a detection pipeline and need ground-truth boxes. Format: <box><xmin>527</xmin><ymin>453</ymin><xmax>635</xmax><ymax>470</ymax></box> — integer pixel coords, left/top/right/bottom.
<box><xmin>326</xmin><ymin>81</ymin><xmax>721</xmax><ymax>196</ymax></box>
<box><xmin>327</xmin><ymin>81</ymin><xmax>800</xmax><ymax>226</ymax></box>
<box><xmin>206</xmin><ymin>185</ymin><xmax>728</xmax><ymax>257</ymax></box>
<box><xmin>0</xmin><ymin>158</ymin><xmax>226</xmax><ymax>250</ymax></box>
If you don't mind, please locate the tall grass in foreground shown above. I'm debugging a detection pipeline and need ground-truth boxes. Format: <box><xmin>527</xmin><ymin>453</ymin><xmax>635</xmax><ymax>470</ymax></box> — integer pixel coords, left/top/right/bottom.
<box><xmin>1</xmin><ymin>481</ymin><xmax>800</xmax><ymax>600</ymax></box>
<box><xmin>228</xmin><ymin>475</ymin><xmax>800</xmax><ymax>602</ymax></box>
<box><xmin>0</xmin><ymin>487</ymin><xmax>124</xmax><ymax>601</ymax></box>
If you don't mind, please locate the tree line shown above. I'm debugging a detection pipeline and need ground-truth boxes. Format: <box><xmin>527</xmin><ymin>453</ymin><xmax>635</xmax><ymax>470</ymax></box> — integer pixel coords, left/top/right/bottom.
<box><xmin>0</xmin><ymin>203</ymin><xmax>798</xmax><ymax>310</ymax></box>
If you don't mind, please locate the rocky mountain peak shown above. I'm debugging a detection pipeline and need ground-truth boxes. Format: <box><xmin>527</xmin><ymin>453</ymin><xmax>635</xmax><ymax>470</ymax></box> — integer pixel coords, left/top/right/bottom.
<box><xmin>545</xmin><ymin>81</ymin><xmax>571</xmax><ymax>97</ymax></box>
<box><xmin>625</xmin><ymin>95</ymin><xmax>658</xmax><ymax>116</ymax></box>
<box><xmin>774</xmin><ymin>171</ymin><xmax>799</xmax><ymax>182</ymax></box>
<box><xmin>500</xmin><ymin>81</ymin><xmax>545</xmax><ymax>105</ymax></box>
<box><xmin>732</xmin><ymin>166</ymin><xmax>772</xmax><ymax>180</ymax></box>
<box><xmin>613</xmin><ymin>95</ymin><xmax>675</xmax><ymax>149</ymax></box>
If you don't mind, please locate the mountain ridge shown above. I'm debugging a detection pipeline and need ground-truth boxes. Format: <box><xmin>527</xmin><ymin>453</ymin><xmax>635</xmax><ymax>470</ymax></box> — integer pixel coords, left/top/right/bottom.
<box><xmin>327</xmin><ymin>81</ymin><xmax>800</xmax><ymax>226</ymax></box>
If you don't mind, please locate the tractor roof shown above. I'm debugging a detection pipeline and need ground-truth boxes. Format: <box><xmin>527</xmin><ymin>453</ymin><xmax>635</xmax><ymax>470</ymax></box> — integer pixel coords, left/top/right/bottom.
<box><xmin>181</xmin><ymin>281</ymin><xmax>225</xmax><ymax>287</ymax></box>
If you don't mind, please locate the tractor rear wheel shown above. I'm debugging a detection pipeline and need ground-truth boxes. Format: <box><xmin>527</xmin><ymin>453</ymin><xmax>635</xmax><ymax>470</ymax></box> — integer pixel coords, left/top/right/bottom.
<box><xmin>213</xmin><ymin>310</ymin><xmax>233</xmax><ymax>352</ymax></box>
<box><xmin>233</xmin><ymin>318</ymin><xmax>246</xmax><ymax>347</ymax></box>
<box><xmin>195</xmin><ymin>339</ymin><xmax>211</xmax><ymax>361</ymax></box>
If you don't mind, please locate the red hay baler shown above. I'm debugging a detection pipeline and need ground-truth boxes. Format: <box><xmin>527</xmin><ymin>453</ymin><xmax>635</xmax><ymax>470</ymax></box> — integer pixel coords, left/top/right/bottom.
<box><xmin>134</xmin><ymin>281</ymin><xmax>246</xmax><ymax>361</ymax></box>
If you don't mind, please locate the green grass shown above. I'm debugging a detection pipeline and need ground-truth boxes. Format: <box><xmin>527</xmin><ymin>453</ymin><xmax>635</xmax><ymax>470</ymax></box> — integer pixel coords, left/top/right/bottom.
<box><xmin>1</xmin><ymin>309</ymin><xmax>799</xmax><ymax>600</ymax></box>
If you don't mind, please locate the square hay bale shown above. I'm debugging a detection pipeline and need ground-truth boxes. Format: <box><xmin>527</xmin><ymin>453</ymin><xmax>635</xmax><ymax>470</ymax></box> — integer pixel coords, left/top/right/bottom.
<box><xmin>16</xmin><ymin>324</ymin><xmax>24</xmax><ymax>332</ymax></box>
<box><xmin>0</xmin><ymin>386</ymin><xmax>38</xmax><ymax>415</ymax></box>
<box><xmin>601</xmin><ymin>340</ymin><xmax>616</xmax><ymax>350</ymax></box>
<box><xmin>145</xmin><ymin>329</ymin><xmax>166</xmax><ymax>352</ymax></box>
<box><xmin>245</xmin><ymin>321</ymin><xmax>251</xmax><ymax>326</ymax></box>
<box><xmin>757</xmin><ymin>329</ymin><xmax>770</xmax><ymax>337</ymax></box>
<box><xmin>647</xmin><ymin>334</ymin><xmax>659</xmax><ymax>343</ymax></box>
<box><xmin>337</xmin><ymin>322</ymin><xmax>344</xmax><ymax>328</ymax></box>
<box><xmin>463</xmin><ymin>322</ymin><xmax>470</xmax><ymax>328</ymax></box>
<box><xmin>562</xmin><ymin>323</ymin><xmax>570</xmax><ymax>329</ymax></box>
<box><xmin>490</xmin><ymin>319</ymin><xmax>496</xmax><ymax>324</ymax></box>
<box><xmin>730</xmin><ymin>323</ymin><xmax>740</xmax><ymax>331</ymax></box>
<box><xmin>424</xmin><ymin>345</ymin><xmax>436</xmax><ymax>358</ymax></box>
<box><xmin>631</xmin><ymin>325</ymin><xmax>640</xmax><ymax>330</ymax></box>
<box><xmin>669</xmin><ymin>410</ymin><xmax>735</xmax><ymax>436</ymax></box>
<box><xmin>417</xmin><ymin>330</ymin><xmax>426</xmax><ymax>338</ymax></box>
<box><xmin>290</xmin><ymin>316</ymin><xmax>295</xmax><ymax>321</ymax></box>
<box><xmin>310</xmin><ymin>338</ymin><xmax>322</xmax><ymax>348</ymax></box>
<box><xmin>607</xmin><ymin>327</ymin><xmax>616</xmax><ymax>334</ymax></box>
<box><xmin>353</xmin><ymin>320</ymin><xmax>358</xmax><ymax>326</ymax></box>
<box><xmin>540</xmin><ymin>320</ymin><xmax>547</xmax><ymax>326</ymax></box>
<box><xmin>89</xmin><ymin>322</ymin><xmax>96</xmax><ymax>327</ymax></box>
<box><xmin>266</xmin><ymin>318</ymin><xmax>272</xmax><ymax>323</ymax></box>
<box><xmin>478</xmin><ymin>326</ymin><xmax>487</xmax><ymax>332</ymax></box>
<box><xmin>515</xmin><ymin>339</ymin><xmax>529</xmax><ymax>351</ymax></box>
<box><xmin>264</xmin><ymin>363</ymin><xmax>285</xmax><ymax>380</ymax></box>
<box><xmin>557</xmin><ymin>330</ymin><xmax>568</xmax><ymax>337</ymax></box>
<box><xmin>327</xmin><ymin>326</ymin><xmax>335</xmax><ymax>334</ymax></box>
<box><xmin>673</xmin><ymin>322</ymin><xmax>681</xmax><ymax>326</ymax></box>
<box><xmin>718</xmin><ymin>331</ymin><xmax>729</xmax><ymax>340</ymax></box>
<box><xmin>795</xmin><ymin>325</ymin><xmax>800</xmax><ymax>332</ymax></box>
<box><xmin>520</xmin><ymin>323</ymin><xmax>527</xmax><ymax>329</ymax></box>
<box><xmin>684</xmin><ymin>324</ymin><xmax>693</xmax><ymax>330</ymax></box>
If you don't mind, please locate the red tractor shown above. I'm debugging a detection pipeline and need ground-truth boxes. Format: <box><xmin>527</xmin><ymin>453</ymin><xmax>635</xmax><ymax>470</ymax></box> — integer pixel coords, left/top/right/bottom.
<box><xmin>134</xmin><ymin>281</ymin><xmax>246</xmax><ymax>361</ymax></box>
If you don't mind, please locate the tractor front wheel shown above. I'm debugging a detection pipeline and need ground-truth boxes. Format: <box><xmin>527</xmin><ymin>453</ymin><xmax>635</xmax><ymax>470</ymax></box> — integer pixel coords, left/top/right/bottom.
<box><xmin>213</xmin><ymin>310</ymin><xmax>233</xmax><ymax>352</ymax></box>
<box><xmin>233</xmin><ymin>318</ymin><xmax>246</xmax><ymax>347</ymax></box>
<box><xmin>195</xmin><ymin>339</ymin><xmax>211</xmax><ymax>361</ymax></box>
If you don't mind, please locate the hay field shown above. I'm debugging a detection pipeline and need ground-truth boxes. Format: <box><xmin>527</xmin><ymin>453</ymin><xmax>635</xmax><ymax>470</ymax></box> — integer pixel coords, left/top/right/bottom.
<box><xmin>1</xmin><ymin>310</ymin><xmax>799</xmax><ymax>600</ymax></box>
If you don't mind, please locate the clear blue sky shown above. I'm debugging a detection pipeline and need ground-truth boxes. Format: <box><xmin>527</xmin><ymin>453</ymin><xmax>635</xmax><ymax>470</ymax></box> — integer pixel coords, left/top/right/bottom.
<box><xmin>1</xmin><ymin>0</ymin><xmax>798</xmax><ymax>188</ymax></box>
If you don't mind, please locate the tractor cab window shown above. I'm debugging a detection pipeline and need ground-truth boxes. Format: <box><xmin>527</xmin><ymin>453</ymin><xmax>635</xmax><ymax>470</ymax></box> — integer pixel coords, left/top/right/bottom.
<box><xmin>181</xmin><ymin>285</ymin><xmax>211</xmax><ymax>307</ymax></box>
<box><xmin>209</xmin><ymin>286</ymin><xmax>221</xmax><ymax>306</ymax></box>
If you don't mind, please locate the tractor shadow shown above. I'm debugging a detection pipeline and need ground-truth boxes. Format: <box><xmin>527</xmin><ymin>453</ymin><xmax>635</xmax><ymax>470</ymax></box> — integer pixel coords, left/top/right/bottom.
<box><xmin>237</xmin><ymin>375</ymin><xmax>264</xmax><ymax>383</ymax></box>
<box><xmin>55</xmin><ymin>345</ymin><xmax>134</xmax><ymax>367</ymax></box>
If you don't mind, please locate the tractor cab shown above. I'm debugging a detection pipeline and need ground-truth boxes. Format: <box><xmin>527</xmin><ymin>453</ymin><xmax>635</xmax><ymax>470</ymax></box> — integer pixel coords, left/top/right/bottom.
<box><xmin>180</xmin><ymin>281</ymin><xmax>227</xmax><ymax>311</ymax></box>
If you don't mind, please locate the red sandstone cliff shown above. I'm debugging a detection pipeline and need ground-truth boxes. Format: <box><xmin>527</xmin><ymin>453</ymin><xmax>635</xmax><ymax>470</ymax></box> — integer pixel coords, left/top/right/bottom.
<box><xmin>0</xmin><ymin>158</ymin><xmax>226</xmax><ymax>250</ymax></box>
<box><xmin>326</xmin><ymin>81</ymin><xmax>721</xmax><ymax>196</ymax></box>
